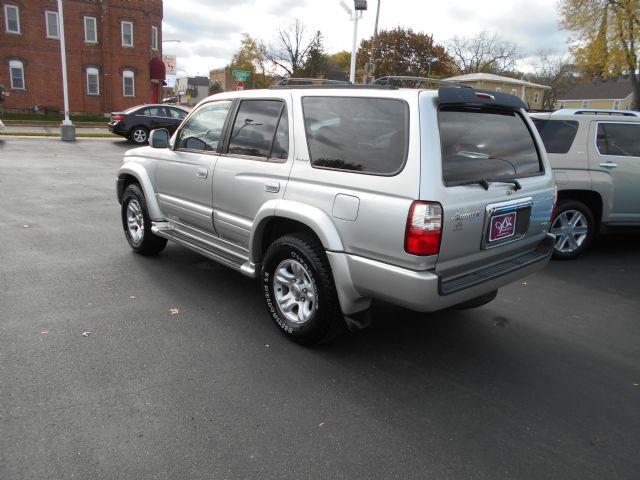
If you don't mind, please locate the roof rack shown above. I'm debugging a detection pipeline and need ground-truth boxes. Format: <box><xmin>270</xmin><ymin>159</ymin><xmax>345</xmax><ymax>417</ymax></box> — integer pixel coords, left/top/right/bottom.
<box><xmin>273</xmin><ymin>78</ymin><xmax>351</xmax><ymax>86</ymax></box>
<box><xmin>552</xmin><ymin>108</ymin><xmax>640</xmax><ymax>117</ymax></box>
<box><xmin>372</xmin><ymin>76</ymin><xmax>470</xmax><ymax>89</ymax></box>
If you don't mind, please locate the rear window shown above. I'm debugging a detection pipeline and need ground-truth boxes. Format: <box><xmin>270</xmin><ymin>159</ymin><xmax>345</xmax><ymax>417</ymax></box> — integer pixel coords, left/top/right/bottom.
<box><xmin>302</xmin><ymin>97</ymin><xmax>408</xmax><ymax>175</ymax></box>
<box><xmin>439</xmin><ymin>107</ymin><xmax>542</xmax><ymax>185</ymax></box>
<box><xmin>531</xmin><ymin>118</ymin><xmax>578</xmax><ymax>153</ymax></box>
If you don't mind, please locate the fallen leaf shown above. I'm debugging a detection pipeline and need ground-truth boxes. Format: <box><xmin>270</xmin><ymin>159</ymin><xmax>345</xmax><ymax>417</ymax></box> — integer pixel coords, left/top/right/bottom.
<box><xmin>318</xmin><ymin>422</ymin><xmax>326</xmax><ymax>428</ymax></box>
<box><xmin>23</xmin><ymin>224</ymin><xmax>30</xmax><ymax>228</ymax></box>
<box><xmin>633</xmin><ymin>383</ymin><xmax>639</xmax><ymax>387</ymax></box>
<box><xmin>169</xmin><ymin>308</ymin><xmax>180</xmax><ymax>315</ymax></box>
<box><xmin>81</xmin><ymin>331</ymin><xmax>91</xmax><ymax>337</ymax></box>
<box><xmin>129</xmin><ymin>296</ymin><xmax>136</xmax><ymax>299</ymax></box>
<box><xmin>591</xmin><ymin>437</ymin><xmax>607</xmax><ymax>448</ymax></box>
<box><xmin>41</xmin><ymin>330</ymin><xmax>48</xmax><ymax>335</ymax></box>
<box><xmin>265</xmin><ymin>344</ymin><xmax>270</xmax><ymax>348</ymax></box>
<box><xmin>522</xmin><ymin>282</ymin><xmax>527</xmax><ymax>286</ymax></box>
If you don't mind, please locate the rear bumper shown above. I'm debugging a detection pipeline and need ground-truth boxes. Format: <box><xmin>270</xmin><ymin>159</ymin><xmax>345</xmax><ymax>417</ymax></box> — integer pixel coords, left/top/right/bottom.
<box><xmin>328</xmin><ymin>234</ymin><xmax>554</xmax><ymax>314</ymax></box>
<box><xmin>108</xmin><ymin>123</ymin><xmax>128</xmax><ymax>137</ymax></box>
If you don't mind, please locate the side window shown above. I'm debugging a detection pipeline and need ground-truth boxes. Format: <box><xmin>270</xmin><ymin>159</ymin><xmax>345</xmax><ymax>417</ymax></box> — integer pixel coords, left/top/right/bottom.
<box><xmin>168</xmin><ymin>108</ymin><xmax>187</xmax><ymax>120</ymax></box>
<box><xmin>176</xmin><ymin>101</ymin><xmax>232</xmax><ymax>152</ymax></box>
<box><xmin>227</xmin><ymin>100</ymin><xmax>286</xmax><ymax>158</ymax></box>
<box><xmin>531</xmin><ymin>119</ymin><xmax>579</xmax><ymax>154</ymax></box>
<box><xmin>597</xmin><ymin>123</ymin><xmax>640</xmax><ymax>157</ymax></box>
<box><xmin>144</xmin><ymin>106</ymin><xmax>164</xmax><ymax>117</ymax></box>
<box><xmin>303</xmin><ymin>96</ymin><xmax>409</xmax><ymax>175</ymax></box>
<box><xmin>271</xmin><ymin>108</ymin><xmax>289</xmax><ymax>159</ymax></box>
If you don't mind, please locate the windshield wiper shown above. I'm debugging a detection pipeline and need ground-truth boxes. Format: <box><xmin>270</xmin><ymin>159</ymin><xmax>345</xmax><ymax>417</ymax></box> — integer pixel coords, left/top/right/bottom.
<box><xmin>456</xmin><ymin>178</ymin><xmax>522</xmax><ymax>191</ymax></box>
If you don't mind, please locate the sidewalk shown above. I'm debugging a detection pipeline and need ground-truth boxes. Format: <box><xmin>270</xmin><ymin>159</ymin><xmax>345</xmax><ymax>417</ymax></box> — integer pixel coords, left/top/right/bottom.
<box><xmin>2</xmin><ymin>124</ymin><xmax>115</xmax><ymax>137</ymax></box>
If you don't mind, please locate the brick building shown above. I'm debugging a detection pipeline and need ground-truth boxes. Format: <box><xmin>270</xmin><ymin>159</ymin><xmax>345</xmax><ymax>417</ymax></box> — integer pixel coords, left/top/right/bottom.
<box><xmin>0</xmin><ymin>0</ymin><xmax>163</xmax><ymax>115</ymax></box>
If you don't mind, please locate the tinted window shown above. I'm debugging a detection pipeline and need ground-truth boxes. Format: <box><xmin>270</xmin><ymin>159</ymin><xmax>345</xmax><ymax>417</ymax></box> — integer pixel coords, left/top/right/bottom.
<box><xmin>439</xmin><ymin>107</ymin><xmax>542</xmax><ymax>185</ymax></box>
<box><xmin>531</xmin><ymin>118</ymin><xmax>579</xmax><ymax>154</ymax></box>
<box><xmin>303</xmin><ymin>97</ymin><xmax>408</xmax><ymax>175</ymax></box>
<box><xmin>228</xmin><ymin>100</ymin><xmax>285</xmax><ymax>158</ymax></box>
<box><xmin>176</xmin><ymin>101</ymin><xmax>232</xmax><ymax>151</ymax></box>
<box><xmin>596</xmin><ymin>123</ymin><xmax>640</xmax><ymax>157</ymax></box>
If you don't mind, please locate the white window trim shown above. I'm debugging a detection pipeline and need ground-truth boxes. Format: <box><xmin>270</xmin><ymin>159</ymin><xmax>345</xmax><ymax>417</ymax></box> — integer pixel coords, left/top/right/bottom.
<box><xmin>123</xmin><ymin>70</ymin><xmax>135</xmax><ymax>97</ymax></box>
<box><xmin>9</xmin><ymin>60</ymin><xmax>25</xmax><ymax>90</ymax></box>
<box><xmin>533</xmin><ymin>92</ymin><xmax>540</xmax><ymax>104</ymax></box>
<box><xmin>84</xmin><ymin>16</ymin><xmax>97</xmax><ymax>43</ymax></box>
<box><xmin>4</xmin><ymin>4</ymin><xmax>20</xmax><ymax>34</ymax></box>
<box><xmin>151</xmin><ymin>25</ymin><xmax>158</xmax><ymax>50</ymax></box>
<box><xmin>582</xmin><ymin>100</ymin><xmax>589</xmax><ymax>108</ymax></box>
<box><xmin>613</xmin><ymin>99</ymin><xmax>621</xmax><ymax>110</ymax></box>
<box><xmin>86</xmin><ymin>68</ymin><xmax>100</xmax><ymax>95</ymax></box>
<box><xmin>510</xmin><ymin>89</ymin><xmax>517</xmax><ymax>96</ymax></box>
<box><xmin>495</xmin><ymin>87</ymin><xmax>501</xmax><ymax>93</ymax></box>
<box><xmin>45</xmin><ymin>10</ymin><xmax>59</xmax><ymax>39</ymax></box>
<box><xmin>121</xmin><ymin>21</ymin><xmax>133</xmax><ymax>47</ymax></box>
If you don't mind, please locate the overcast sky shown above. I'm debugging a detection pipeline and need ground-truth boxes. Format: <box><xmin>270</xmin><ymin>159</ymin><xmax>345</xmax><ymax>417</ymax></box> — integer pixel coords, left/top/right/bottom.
<box><xmin>162</xmin><ymin>0</ymin><xmax>569</xmax><ymax>81</ymax></box>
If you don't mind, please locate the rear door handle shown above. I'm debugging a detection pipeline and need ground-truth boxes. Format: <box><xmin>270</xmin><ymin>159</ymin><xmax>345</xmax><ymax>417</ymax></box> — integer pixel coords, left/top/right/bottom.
<box><xmin>196</xmin><ymin>168</ymin><xmax>208</xmax><ymax>179</ymax></box>
<box><xmin>264</xmin><ymin>182</ymin><xmax>280</xmax><ymax>193</ymax></box>
<box><xmin>599</xmin><ymin>161</ymin><xmax>618</xmax><ymax>168</ymax></box>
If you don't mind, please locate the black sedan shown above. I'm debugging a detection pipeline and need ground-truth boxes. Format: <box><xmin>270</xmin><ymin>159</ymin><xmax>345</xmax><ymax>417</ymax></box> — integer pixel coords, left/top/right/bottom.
<box><xmin>108</xmin><ymin>104</ymin><xmax>189</xmax><ymax>145</ymax></box>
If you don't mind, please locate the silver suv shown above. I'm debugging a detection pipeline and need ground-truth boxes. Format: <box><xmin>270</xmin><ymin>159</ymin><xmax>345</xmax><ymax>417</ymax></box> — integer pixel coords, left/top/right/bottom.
<box><xmin>116</xmin><ymin>81</ymin><xmax>556</xmax><ymax>344</ymax></box>
<box><xmin>531</xmin><ymin>109</ymin><xmax>640</xmax><ymax>259</ymax></box>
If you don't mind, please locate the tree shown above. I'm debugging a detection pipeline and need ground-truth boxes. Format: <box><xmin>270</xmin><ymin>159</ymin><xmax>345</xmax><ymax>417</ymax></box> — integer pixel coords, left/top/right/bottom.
<box><xmin>357</xmin><ymin>27</ymin><xmax>452</xmax><ymax>80</ymax></box>
<box><xmin>529</xmin><ymin>52</ymin><xmax>582</xmax><ymax>109</ymax></box>
<box><xmin>264</xmin><ymin>19</ymin><xmax>319</xmax><ymax>77</ymax></box>
<box><xmin>559</xmin><ymin>0</ymin><xmax>640</xmax><ymax>108</ymax></box>
<box><xmin>229</xmin><ymin>33</ymin><xmax>271</xmax><ymax>88</ymax></box>
<box><xmin>447</xmin><ymin>31</ymin><xmax>521</xmax><ymax>74</ymax></box>
<box><xmin>325</xmin><ymin>51</ymin><xmax>351</xmax><ymax>80</ymax></box>
<box><xmin>302</xmin><ymin>32</ymin><xmax>328</xmax><ymax>78</ymax></box>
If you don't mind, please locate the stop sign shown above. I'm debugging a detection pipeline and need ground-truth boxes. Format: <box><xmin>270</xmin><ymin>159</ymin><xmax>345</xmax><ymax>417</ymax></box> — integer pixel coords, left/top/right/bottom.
<box><xmin>236</xmin><ymin>80</ymin><xmax>244</xmax><ymax>91</ymax></box>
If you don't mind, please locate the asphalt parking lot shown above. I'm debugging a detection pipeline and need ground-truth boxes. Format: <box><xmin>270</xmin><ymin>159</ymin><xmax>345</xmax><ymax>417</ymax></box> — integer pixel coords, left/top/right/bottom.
<box><xmin>1</xmin><ymin>137</ymin><xmax>639</xmax><ymax>480</ymax></box>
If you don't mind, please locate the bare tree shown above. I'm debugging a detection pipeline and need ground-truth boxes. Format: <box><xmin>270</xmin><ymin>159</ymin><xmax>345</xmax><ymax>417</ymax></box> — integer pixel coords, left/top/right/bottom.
<box><xmin>264</xmin><ymin>19</ymin><xmax>319</xmax><ymax>77</ymax></box>
<box><xmin>447</xmin><ymin>31</ymin><xmax>522</xmax><ymax>74</ymax></box>
<box><xmin>528</xmin><ymin>51</ymin><xmax>582</xmax><ymax>110</ymax></box>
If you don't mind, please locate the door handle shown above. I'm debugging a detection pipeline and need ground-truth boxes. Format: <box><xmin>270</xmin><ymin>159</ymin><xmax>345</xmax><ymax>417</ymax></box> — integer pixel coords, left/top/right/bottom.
<box><xmin>264</xmin><ymin>182</ymin><xmax>280</xmax><ymax>193</ymax></box>
<box><xmin>196</xmin><ymin>168</ymin><xmax>208</xmax><ymax>179</ymax></box>
<box><xmin>599</xmin><ymin>161</ymin><xmax>618</xmax><ymax>169</ymax></box>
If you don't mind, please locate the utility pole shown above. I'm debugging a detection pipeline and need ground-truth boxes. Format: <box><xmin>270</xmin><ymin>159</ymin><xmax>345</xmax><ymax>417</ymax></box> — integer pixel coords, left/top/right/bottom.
<box><xmin>57</xmin><ymin>0</ymin><xmax>75</xmax><ymax>141</ymax></box>
<box><xmin>340</xmin><ymin>1</ymin><xmax>367</xmax><ymax>84</ymax></box>
<box><xmin>367</xmin><ymin>0</ymin><xmax>381</xmax><ymax>83</ymax></box>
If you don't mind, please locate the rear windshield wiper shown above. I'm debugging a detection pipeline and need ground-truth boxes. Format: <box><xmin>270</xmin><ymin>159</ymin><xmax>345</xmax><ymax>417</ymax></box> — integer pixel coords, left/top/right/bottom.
<box><xmin>456</xmin><ymin>178</ymin><xmax>522</xmax><ymax>191</ymax></box>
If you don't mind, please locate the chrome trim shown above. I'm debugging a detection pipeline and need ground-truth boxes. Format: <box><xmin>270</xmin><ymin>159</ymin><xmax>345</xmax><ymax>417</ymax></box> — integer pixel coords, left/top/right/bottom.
<box><xmin>481</xmin><ymin>197</ymin><xmax>534</xmax><ymax>250</ymax></box>
<box><xmin>157</xmin><ymin>193</ymin><xmax>213</xmax><ymax>218</ymax></box>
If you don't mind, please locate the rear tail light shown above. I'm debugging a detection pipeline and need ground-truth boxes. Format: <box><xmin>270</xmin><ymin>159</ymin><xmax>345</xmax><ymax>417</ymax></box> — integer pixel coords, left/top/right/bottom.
<box><xmin>112</xmin><ymin>115</ymin><xmax>125</xmax><ymax>122</ymax></box>
<box><xmin>405</xmin><ymin>201</ymin><xmax>443</xmax><ymax>256</ymax></box>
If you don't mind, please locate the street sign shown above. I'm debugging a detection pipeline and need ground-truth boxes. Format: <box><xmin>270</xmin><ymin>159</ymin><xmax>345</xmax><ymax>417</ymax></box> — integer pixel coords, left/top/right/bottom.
<box><xmin>232</xmin><ymin>69</ymin><xmax>250</xmax><ymax>79</ymax></box>
<box><xmin>162</xmin><ymin>54</ymin><xmax>177</xmax><ymax>75</ymax></box>
<box><xmin>236</xmin><ymin>80</ymin><xmax>245</xmax><ymax>91</ymax></box>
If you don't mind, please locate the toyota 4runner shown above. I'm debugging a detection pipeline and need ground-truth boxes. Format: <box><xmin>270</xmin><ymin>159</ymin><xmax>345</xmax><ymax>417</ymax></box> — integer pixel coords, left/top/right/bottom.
<box><xmin>116</xmin><ymin>80</ymin><xmax>556</xmax><ymax>344</ymax></box>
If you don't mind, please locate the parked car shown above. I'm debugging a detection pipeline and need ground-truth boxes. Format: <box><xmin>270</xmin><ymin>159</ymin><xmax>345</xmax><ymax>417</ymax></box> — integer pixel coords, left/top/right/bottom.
<box><xmin>0</xmin><ymin>119</ymin><xmax>4</xmax><ymax>134</ymax></box>
<box><xmin>108</xmin><ymin>104</ymin><xmax>189</xmax><ymax>145</ymax></box>
<box><xmin>163</xmin><ymin>96</ymin><xmax>179</xmax><ymax>104</ymax></box>
<box><xmin>116</xmin><ymin>81</ymin><xmax>556</xmax><ymax>344</ymax></box>
<box><xmin>530</xmin><ymin>109</ymin><xmax>640</xmax><ymax>259</ymax></box>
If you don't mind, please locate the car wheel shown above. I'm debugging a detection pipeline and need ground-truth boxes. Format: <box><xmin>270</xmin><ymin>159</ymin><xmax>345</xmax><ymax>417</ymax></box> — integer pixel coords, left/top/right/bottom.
<box><xmin>549</xmin><ymin>200</ymin><xmax>595</xmax><ymax>260</ymax></box>
<box><xmin>130</xmin><ymin>126</ymin><xmax>149</xmax><ymax>145</ymax></box>
<box><xmin>262</xmin><ymin>233</ymin><xmax>344</xmax><ymax>345</ymax></box>
<box><xmin>121</xmin><ymin>184</ymin><xmax>167</xmax><ymax>255</ymax></box>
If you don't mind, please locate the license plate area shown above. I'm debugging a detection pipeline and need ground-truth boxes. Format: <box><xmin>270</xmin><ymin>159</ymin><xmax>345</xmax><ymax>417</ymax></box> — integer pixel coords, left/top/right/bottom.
<box><xmin>482</xmin><ymin>197</ymin><xmax>533</xmax><ymax>249</ymax></box>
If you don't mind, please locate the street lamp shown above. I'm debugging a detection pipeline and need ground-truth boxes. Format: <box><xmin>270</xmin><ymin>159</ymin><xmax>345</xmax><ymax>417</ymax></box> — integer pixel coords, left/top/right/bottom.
<box><xmin>340</xmin><ymin>0</ymin><xmax>367</xmax><ymax>84</ymax></box>
<box><xmin>57</xmin><ymin>0</ymin><xmax>75</xmax><ymax>141</ymax></box>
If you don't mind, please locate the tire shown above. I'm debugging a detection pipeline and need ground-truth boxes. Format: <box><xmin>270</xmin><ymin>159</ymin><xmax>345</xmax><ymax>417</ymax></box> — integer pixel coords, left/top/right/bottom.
<box><xmin>549</xmin><ymin>199</ymin><xmax>596</xmax><ymax>260</ymax></box>
<box><xmin>121</xmin><ymin>184</ymin><xmax>167</xmax><ymax>255</ymax></box>
<box><xmin>130</xmin><ymin>126</ymin><xmax>149</xmax><ymax>145</ymax></box>
<box><xmin>262</xmin><ymin>233</ymin><xmax>344</xmax><ymax>345</ymax></box>
<box><xmin>453</xmin><ymin>290</ymin><xmax>498</xmax><ymax>310</ymax></box>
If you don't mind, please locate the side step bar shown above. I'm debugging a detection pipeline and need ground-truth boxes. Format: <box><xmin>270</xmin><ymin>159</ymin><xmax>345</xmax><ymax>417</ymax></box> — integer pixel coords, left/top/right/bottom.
<box><xmin>151</xmin><ymin>222</ymin><xmax>258</xmax><ymax>278</ymax></box>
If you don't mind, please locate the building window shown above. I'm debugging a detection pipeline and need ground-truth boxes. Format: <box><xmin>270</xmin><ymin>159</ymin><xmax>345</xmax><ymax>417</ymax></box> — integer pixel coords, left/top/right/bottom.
<box><xmin>151</xmin><ymin>25</ymin><xmax>158</xmax><ymax>50</ymax></box>
<box><xmin>4</xmin><ymin>4</ymin><xmax>20</xmax><ymax>33</ymax></box>
<box><xmin>511</xmin><ymin>89</ymin><xmax>517</xmax><ymax>96</ymax></box>
<box><xmin>495</xmin><ymin>87</ymin><xmax>502</xmax><ymax>93</ymax></box>
<box><xmin>121</xmin><ymin>21</ymin><xmax>133</xmax><ymax>47</ymax></box>
<box><xmin>613</xmin><ymin>99</ymin><xmax>621</xmax><ymax>110</ymax></box>
<box><xmin>9</xmin><ymin>60</ymin><xmax>25</xmax><ymax>89</ymax></box>
<box><xmin>123</xmin><ymin>70</ymin><xmax>135</xmax><ymax>97</ymax></box>
<box><xmin>87</xmin><ymin>68</ymin><xmax>99</xmax><ymax>95</ymax></box>
<box><xmin>533</xmin><ymin>91</ymin><xmax>540</xmax><ymax>104</ymax></box>
<box><xmin>84</xmin><ymin>16</ymin><xmax>97</xmax><ymax>43</ymax></box>
<box><xmin>45</xmin><ymin>11</ymin><xmax>59</xmax><ymax>39</ymax></box>
<box><xmin>559</xmin><ymin>101</ymin><xmax>565</xmax><ymax>109</ymax></box>
<box><xmin>582</xmin><ymin>100</ymin><xmax>589</xmax><ymax>108</ymax></box>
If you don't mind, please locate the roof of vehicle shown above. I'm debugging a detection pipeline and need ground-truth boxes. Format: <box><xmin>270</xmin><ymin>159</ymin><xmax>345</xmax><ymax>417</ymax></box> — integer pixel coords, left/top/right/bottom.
<box><xmin>445</xmin><ymin>72</ymin><xmax>552</xmax><ymax>90</ymax></box>
<box><xmin>121</xmin><ymin>104</ymin><xmax>189</xmax><ymax>113</ymax></box>
<box><xmin>551</xmin><ymin>108</ymin><xmax>640</xmax><ymax>117</ymax></box>
<box><xmin>529</xmin><ymin>109</ymin><xmax>640</xmax><ymax>122</ymax></box>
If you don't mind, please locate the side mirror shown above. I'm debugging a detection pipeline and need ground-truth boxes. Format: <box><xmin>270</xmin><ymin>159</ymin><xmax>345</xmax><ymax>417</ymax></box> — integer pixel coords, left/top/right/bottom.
<box><xmin>149</xmin><ymin>128</ymin><xmax>169</xmax><ymax>148</ymax></box>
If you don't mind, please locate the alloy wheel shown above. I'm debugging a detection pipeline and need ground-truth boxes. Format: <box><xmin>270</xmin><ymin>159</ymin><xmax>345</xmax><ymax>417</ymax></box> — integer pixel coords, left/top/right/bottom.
<box><xmin>550</xmin><ymin>209</ymin><xmax>589</xmax><ymax>254</ymax></box>
<box><xmin>273</xmin><ymin>259</ymin><xmax>316</xmax><ymax>324</ymax></box>
<box><xmin>126</xmin><ymin>199</ymin><xmax>144</xmax><ymax>243</ymax></box>
<box><xmin>132</xmin><ymin>129</ymin><xmax>147</xmax><ymax>143</ymax></box>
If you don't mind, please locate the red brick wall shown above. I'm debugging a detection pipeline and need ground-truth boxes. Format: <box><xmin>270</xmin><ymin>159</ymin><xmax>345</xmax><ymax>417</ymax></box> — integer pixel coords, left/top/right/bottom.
<box><xmin>0</xmin><ymin>0</ymin><xmax>163</xmax><ymax>114</ymax></box>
